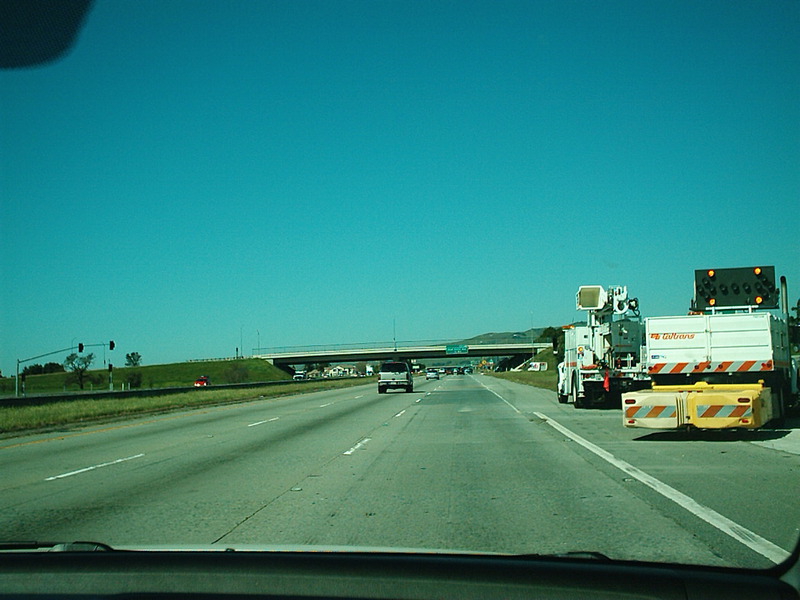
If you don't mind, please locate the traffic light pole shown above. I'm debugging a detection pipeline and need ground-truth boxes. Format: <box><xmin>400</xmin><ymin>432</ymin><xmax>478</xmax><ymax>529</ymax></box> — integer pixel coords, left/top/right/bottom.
<box><xmin>15</xmin><ymin>346</ymin><xmax>75</xmax><ymax>397</ymax></box>
<box><xmin>14</xmin><ymin>341</ymin><xmax>115</xmax><ymax>397</ymax></box>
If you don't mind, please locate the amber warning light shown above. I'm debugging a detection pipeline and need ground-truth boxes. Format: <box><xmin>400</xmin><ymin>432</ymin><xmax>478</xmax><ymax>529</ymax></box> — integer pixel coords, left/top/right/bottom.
<box><xmin>693</xmin><ymin>266</ymin><xmax>778</xmax><ymax>310</ymax></box>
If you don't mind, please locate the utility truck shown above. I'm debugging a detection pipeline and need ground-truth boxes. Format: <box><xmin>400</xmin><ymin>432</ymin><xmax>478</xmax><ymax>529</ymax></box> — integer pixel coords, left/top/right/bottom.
<box><xmin>558</xmin><ymin>285</ymin><xmax>650</xmax><ymax>407</ymax></box>
<box><xmin>623</xmin><ymin>266</ymin><xmax>798</xmax><ymax>430</ymax></box>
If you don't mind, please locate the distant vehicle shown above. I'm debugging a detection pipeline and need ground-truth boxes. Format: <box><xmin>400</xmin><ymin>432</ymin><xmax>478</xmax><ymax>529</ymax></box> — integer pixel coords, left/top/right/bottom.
<box><xmin>293</xmin><ymin>371</ymin><xmax>306</xmax><ymax>381</ymax></box>
<box><xmin>378</xmin><ymin>361</ymin><xmax>413</xmax><ymax>393</ymax></box>
<box><xmin>426</xmin><ymin>368</ymin><xmax>439</xmax><ymax>380</ymax></box>
<box><xmin>193</xmin><ymin>376</ymin><xmax>210</xmax><ymax>387</ymax></box>
<box><xmin>456</xmin><ymin>367</ymin><xmax>464</xmax><ymax>375</ymax></box>
<box><xmin>464</xmin><ymin>367</ymin><xmax>473</xmax><ymax>374</ymax></box>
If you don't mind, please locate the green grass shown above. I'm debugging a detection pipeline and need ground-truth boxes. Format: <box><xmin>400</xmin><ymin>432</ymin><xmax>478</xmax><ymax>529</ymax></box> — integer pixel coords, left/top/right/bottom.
<box><xmin>0</xmin><ymin>376</ymin><xmax>376</xmax><ymax>434</ymax></box>
<box><xmin>0</xmin><ymin>358</ymin><xmax>290</xmax><ymax>396</ymax></box>
<box><xmin>484</xmin><ymin>348</ymin><xmax>558</xmax><ymax>392</ymax></box>
<box><xmin>487</xmin><ymin>369</ymin><xmax>557</xmax><ymax>391</ymax></box>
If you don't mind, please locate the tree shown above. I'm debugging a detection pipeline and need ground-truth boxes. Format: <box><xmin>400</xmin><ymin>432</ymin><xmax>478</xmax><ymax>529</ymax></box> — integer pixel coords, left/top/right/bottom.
<box><xmin>537</xmin><ymin>326</ymin><xmax>565</xmax><ymax>359</ymax></box>
<box><xmin>790</xmin><ymin>298</ymin><xmax>800</xmax><ymax>353</ymax></box>
<box><xmin>22</xmin><ymin>364</ymin><xmax>44</xmax><ymax>376</ymax></box>
<box><xmin>125</xmin><ymin>352</ymin><xmax>142</xmax><ymax>367</ymax></box>
<box><xmin>64</xmin><ymin>353</ymin><xmax>95</xmax><ymax>389</ymax></box>
<box><xmin>125</xmin><ymin>371</ymin><xmax>143</xmax><ymax>389</ymax></box>
<box><xmin>24</xmin><ymin>363</ymin><xmax>65</xmax><ymax>375</ymax></box>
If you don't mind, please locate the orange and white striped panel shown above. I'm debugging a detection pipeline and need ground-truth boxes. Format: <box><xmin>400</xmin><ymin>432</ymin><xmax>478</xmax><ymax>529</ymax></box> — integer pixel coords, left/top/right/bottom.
<box><xmin>624</xmin><ymin>404</ymin><xmax>677</xmax><ymax>419</ymax></box>
<box><xmin>623</xmin><ymin>391</ymin><xmax>681</xmax><ymax>429</ymax></box>
<box><xmin>694</xmin><ymin>404</ymin><xmax>752</xmax><ymax>419</ymax></box>
<box><xmin>649</xmin><ymin>360</ymin><xmax>774</xmax><ymax>375</ymax></box>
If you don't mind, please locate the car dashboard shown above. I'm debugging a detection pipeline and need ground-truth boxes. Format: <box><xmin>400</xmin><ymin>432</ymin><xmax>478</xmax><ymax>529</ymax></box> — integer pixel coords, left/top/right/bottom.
<box><xmin>0</xmin><ymin>547</ymin><xmax>798</xmax><ymax>599</ymax></box>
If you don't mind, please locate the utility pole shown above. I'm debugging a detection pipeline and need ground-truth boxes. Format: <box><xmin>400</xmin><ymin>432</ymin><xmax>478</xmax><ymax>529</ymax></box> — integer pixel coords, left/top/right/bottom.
<box><xmin>531</xmin><ymin>312</ymin><xmax>535</xmax><ymax>367</ymax></box>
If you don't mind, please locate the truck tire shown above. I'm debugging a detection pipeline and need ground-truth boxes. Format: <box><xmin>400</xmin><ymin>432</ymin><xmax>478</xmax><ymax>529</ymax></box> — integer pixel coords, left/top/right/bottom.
<box><xmin>572</xmin><ymin>376</ymin><xmax>584</xmax><ymax>408</ymax></box>
<box><xmin>378</xmin><ymin>386</ymin><xmax>386</xmax><ymax>394</ymax></box>
<box><xmin>406</xmin><ymin>384</ymin><xmax>413</xmax><ymax>393</ymax></box>
<box><xmin>557</xmin><ymin>393</ymin><xmax>568</xmax><ymax>404</ymax></box>
<box><xmin>770</xmin><ymin>385</ymin><xmax>787</xmax><ymax>428</ymax></box>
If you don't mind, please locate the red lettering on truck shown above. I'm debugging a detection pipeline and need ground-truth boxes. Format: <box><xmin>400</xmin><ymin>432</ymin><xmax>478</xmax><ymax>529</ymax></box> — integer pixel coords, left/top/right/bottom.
<box><xmin>650</xmin><ymin>333</ymin><xmax>696</xmax><ymax>340</ymax></box>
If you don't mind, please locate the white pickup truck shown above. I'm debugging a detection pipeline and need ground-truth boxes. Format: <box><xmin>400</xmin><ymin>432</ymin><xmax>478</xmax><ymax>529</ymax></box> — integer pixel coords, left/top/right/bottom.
<box><xmin>378</xmin><ymin>361</ymin><xmax>413</xmax><ymax>394</ymax></box>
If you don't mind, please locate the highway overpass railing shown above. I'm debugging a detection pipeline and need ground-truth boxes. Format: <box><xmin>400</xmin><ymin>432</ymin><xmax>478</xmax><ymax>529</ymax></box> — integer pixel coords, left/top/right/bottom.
<box><xmin>253</xmin><ymin>339</ymin><xmax>547</xmax><ymax>355</ymax></box>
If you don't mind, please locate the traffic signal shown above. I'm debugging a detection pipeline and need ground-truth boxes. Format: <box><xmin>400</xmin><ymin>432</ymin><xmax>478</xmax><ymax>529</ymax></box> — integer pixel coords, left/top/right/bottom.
<box><xmin>694</xmin><ymin>266</ymin><xmax>778</xmax><ymax>310</ymax></box>
<box><xmin>109</xmin><ymin>340</ymin><xmax>115</xmax><ymax>350</ymax></box>
<box><xmin>78</xmin><ymin>343</ymin><xmax>84</xmax><ymax>352</ymax></box>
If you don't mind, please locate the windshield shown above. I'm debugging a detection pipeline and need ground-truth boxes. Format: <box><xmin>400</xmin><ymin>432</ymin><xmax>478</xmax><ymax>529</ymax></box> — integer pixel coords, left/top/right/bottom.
<box><xmin>1</xmin><ymin>0</ymin><xmax>799</xmax><ymax>572</ymax></box>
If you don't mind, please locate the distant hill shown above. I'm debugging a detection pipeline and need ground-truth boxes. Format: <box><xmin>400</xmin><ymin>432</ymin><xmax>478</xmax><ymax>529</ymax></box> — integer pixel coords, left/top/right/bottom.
<box><xmin>458</xmin><ymin>328</ymin><xmax>548</xmax><ymax>345</ymax></box>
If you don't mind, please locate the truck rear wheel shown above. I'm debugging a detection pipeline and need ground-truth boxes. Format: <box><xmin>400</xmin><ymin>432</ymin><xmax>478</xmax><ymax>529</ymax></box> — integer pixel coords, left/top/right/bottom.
<box><xmin>572</xmin><ymin>376</ymin><xmax>583</xmax><ymax>408</ymax></box>
<box><xmin>770</xmin><ymin>385</ymin><xmax>787</xmax><ymax>428</ymax></box>
<box><xmin>378</xmin><ymin>386</ymin><xmax>386</xmax><ymax>394</ymax></box>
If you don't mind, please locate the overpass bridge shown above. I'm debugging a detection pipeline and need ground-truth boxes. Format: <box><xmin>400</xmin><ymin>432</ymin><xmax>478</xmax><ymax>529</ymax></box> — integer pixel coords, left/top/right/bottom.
<box><xmin>253</xmin><ymin>340</ymin><xmax>552</xmax><ymax>371</ymax></box>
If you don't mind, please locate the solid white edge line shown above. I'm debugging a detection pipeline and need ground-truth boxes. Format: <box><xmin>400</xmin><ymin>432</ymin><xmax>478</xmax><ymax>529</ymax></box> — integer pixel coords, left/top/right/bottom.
<box><xmin>476</xmin><ymin>379</ymin><xmax>521</xmax><ymax>413</ymax></box>
<box><xmin>394</xmin><ymin>410</ymin><xmax>406</xmax><ymax>418</ymax></box>
<box><xmin>533</xmin><ymin>411</ymin><xmax>791</xmax><ymax>565</ymax></box>
<box><xmin>45</xmin><ymin>454</ymin><xmax>145</xmax><ymax>481</ymax></box>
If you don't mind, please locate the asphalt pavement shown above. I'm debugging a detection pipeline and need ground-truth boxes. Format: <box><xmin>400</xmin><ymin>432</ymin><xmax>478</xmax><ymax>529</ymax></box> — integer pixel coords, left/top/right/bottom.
<box><xmin>0</xmin><ymin>374</ymin><xmax>797</xmax><ymax>569</ymax></box>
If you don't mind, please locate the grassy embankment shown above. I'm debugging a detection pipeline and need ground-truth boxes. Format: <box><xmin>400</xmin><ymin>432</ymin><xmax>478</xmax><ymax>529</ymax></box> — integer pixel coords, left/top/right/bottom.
<box><xmin>0</xmin><ymin>358</ymin><xmax>375</xmax><ymax>434</ymax></box>
<box><xmin>485</xmin><ymin>348</ymin><xmax>558</xmax><ymax>392</ymax></box>
<box><xmin>0</xmin><ymin>358</ymin><xmax>287</xmax><ymax>396</ymax></box>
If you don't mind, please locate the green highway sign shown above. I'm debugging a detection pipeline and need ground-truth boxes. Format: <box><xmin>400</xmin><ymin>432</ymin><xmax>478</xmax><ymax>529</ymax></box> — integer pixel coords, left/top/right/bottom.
<box><xmin>445</xmin><ymin>344</ymin><xmax>469</xmax><ymax>355</ymax></box>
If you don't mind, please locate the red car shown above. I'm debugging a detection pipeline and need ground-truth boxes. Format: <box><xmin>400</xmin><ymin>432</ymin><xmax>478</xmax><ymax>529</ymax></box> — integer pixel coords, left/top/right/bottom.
<box><xmin>193</xmin><ymin>376</ymin><xmax>210</xmax><ymax>387</ymax></box>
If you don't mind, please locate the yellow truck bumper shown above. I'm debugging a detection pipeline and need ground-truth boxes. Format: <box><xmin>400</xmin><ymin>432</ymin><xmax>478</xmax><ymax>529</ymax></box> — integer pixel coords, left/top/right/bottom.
<box><xmin>623</xmin><ymin>382</ymin><xmax>771</xmax><ymax>430</ymax></box>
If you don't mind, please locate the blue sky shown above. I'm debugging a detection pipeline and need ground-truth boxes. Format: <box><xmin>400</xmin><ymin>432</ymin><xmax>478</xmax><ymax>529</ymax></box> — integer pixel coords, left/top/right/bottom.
<box><xmin>1</xmin><ymin>0</ymin><xmax>798</xmax><ymax>375</ymax></box>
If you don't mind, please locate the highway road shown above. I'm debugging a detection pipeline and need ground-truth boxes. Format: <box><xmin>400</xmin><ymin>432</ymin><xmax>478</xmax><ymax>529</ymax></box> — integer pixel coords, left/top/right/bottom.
<box><xmin>1</xmin><ymin>374</ymin><xmax>798</xmax><ymax>569</ymax></box>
